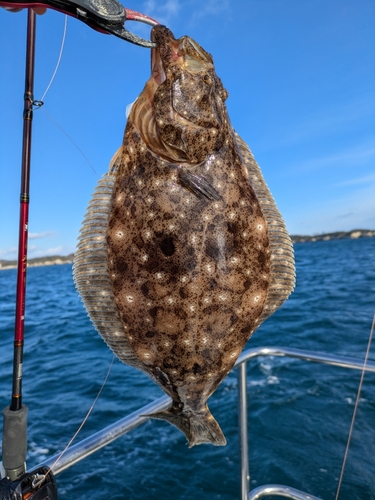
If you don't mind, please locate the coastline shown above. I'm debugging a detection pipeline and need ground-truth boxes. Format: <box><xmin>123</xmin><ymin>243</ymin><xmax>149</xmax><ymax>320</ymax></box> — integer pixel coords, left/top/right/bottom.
<box><xmin>1</xmin><ymin>229</ymin><xmax>374</xmax><ymax>270</ymax></box>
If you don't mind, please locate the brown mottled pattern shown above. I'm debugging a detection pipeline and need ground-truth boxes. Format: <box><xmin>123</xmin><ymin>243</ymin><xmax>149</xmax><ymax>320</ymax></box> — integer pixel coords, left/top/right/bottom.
<box><xmin>104</xmin><ymin>26</ymin><xmax>275</xmax><ymax>446</ymax></box>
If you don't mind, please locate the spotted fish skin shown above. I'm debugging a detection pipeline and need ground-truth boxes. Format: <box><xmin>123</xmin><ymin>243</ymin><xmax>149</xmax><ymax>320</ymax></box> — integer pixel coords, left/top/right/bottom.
<box><xmin>75</xmin><ymin>25</ymin><xmax>295</xmax><ymax>447</ymax></box>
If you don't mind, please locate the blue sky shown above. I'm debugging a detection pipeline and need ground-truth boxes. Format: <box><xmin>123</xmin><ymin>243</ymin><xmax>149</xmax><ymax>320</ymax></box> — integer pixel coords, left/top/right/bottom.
<box><xmin>1</xmin><ymin>0</ymin><xmax>374</xmax><ymax>260</ymax></box>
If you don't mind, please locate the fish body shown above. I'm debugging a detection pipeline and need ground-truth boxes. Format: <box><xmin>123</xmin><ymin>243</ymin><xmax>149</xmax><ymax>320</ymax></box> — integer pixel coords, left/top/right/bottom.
<box><xmin>73</xmin><ymin>25</ymin><xmax>295</xmax><ymax>447</ymax></box>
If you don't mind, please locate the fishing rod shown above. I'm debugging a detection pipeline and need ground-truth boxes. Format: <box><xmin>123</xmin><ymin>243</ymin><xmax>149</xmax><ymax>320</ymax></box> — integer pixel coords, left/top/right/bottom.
<box><xmin>0</xmin><ymin>11</ymin><xmax>58</xmax><ymax>499</ymax></box>
<box><xmin>0</xmin><ymin>4</ymin><xmax>158</xmax><ymax>498</ymax></box>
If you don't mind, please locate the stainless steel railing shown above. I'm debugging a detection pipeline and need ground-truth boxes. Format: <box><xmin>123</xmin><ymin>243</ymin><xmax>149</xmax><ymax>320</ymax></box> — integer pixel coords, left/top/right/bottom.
<box><xmin>237</xmin><ymin>346</ymin><xmax>375</xmax><ymax>500</ymax></box>
<box><xmin>33</xmin><ymin>346</ymin><xmax>375</xmax><ymax>499</ymax></box>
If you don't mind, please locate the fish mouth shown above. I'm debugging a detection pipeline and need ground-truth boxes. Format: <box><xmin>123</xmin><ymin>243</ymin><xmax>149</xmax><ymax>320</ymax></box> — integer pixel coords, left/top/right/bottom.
<box><xmin>150</xmin><ymin>25</ymin><xmax>213</xmax><ymax>86</ymax></box>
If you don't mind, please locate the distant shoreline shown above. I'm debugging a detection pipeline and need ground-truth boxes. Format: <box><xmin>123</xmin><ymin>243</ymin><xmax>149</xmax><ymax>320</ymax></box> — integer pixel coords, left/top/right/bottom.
<box><xmin>291</xmin><ymin>229</ymin><xmax>375</xmax><ymax>244</ymax></box>
<box><xmin>0</xmin><ymin>229</ymin><xmax>374</xmax><ymax>270</ymax></box>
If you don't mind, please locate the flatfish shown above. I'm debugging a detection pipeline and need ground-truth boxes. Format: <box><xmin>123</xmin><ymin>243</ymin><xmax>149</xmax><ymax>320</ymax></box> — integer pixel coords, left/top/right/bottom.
<box><xmin>73</xmin><ymin>25</ymin><xmax>295</xmax><ymax>447</ymax></box>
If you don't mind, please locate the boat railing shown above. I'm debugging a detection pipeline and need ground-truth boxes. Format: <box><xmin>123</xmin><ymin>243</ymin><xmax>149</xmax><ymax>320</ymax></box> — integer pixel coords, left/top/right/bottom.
<box><xmin>33</xmin><ymin>346</ymin><xmax>375</xmax><ymax>499</ymax></box>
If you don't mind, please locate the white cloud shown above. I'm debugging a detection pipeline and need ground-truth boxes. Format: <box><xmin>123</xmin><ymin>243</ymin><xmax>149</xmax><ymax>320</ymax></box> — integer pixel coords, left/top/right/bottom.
<box><xmin>287</xmin><ymin>140</ymin><xmax>375</xmax><ymax>175</ymax></box>
<box><xmin>0</xmin><ymin>247</ymin><xmax>18</xmax><ymax>259</ymax></box>
<box><xmin>337</xmin><ymin>173</ymin><xmax>375</xmax><ymax>187</ymax></box>
<box><xmin>190</xmin><ymin>0</ymin><xmax>230</xmax><ymax>21</ymax></box>
<box><xmin>28</xmin><ymin>231</ymin><xmax>56</xmax><ymax>240</ymax></box>
<box><xmin>142</xmin><ymin>0</ymin><xmax>180</xmax><ymax>26</ymax></box>
<box><xmin>27</xmin><ymin>246</ymin><xmax>64</xmax><ymax>258</ymax></box>
<box><xmin>287</xmin><ymin>183</ymin><xmax>375</xmax><ymax>235</ymax></box>
<box><xmin>261</xmin><ymin>93</ymin><xmax>375</xmax><ymax>152</ymax></box>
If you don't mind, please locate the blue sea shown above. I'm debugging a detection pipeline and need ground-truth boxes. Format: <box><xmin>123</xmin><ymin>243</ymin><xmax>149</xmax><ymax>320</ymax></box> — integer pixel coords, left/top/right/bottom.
<box><xmin>1</xmin><ymin>238</ymin><xmax>375</xmax><ymax>500</ymax></box>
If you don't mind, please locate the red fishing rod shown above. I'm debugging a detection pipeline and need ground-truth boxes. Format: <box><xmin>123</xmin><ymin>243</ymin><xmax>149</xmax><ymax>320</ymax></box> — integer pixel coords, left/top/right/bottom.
<box><xmin>2</xmin><ymin>7</ymin><xmax>36</xmax><ymax>482</ymax></box>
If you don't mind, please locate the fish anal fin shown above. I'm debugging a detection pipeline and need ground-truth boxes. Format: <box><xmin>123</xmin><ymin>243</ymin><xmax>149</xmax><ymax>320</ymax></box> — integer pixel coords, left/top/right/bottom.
<box><xmin>145</xmin><ymin>406</ymin><xmax>226</xmax><ymax>447</ymax></box>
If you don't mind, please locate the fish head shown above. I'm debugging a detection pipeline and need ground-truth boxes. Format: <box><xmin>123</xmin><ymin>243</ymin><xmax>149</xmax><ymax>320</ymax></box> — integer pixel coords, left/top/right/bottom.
<box><xmin>148</xmin><ymin>25</ymin><xmax>229</xmax><ymax>164</ymax></box>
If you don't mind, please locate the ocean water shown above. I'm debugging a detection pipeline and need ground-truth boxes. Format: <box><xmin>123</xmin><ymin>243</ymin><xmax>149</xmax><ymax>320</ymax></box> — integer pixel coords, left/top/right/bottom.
<box><xmin>0</xmin><ymin>237</ymin><xmax>375</xmax><ymax>500</ymax></box>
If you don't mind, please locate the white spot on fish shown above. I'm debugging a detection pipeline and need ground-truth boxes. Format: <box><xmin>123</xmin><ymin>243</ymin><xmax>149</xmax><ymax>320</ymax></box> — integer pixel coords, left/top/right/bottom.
<box><xmin>166</xmin><ymin>297</ymin><xmax>174</xmax><ymax>305</ymax></box>
<box><xmin>257</xmin><ymin>224</ymin><xmax>263</xmax><ymax>230</ymax></box>
<box><xmin>142</xmin><ymin>254</ymin><xmax>148</xmax><ymax>262</ymax></box>
<box><xmin>181</xmin><ymin>275</ymin><xmax>188</xmax><ymax>283</ymax></box>
<box><xmin>126</xmin><ymin>295</ymin><xmax>134</xmax><ymax>303</ymax></box>
<box><xmin>206</xmin><ymin>264</ymin><xmax>213</xmax><ymax>273</ymax></box>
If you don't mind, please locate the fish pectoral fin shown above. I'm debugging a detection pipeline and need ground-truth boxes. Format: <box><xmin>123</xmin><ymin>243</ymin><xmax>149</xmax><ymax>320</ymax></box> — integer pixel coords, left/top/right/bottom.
<box><xmin>145</xmin><ymin>406</ymin><xmax>226</xmax><ymax>447</ymax></box>
<box><xmin>178</xmin><ymin>169</ymin><xmax>220</xmax><ymax>201</ymax></box>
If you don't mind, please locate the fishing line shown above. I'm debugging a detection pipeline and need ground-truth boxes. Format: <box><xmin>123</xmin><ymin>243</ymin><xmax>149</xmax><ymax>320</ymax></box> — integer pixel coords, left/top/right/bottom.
<box><xmin>41</xmin><ymin>107</ymin><xmax>98</xmax><ymax>176</ymax></box>
<box><xmin>33</xmin><ymin>354</ymin><xmax>116</xmax><ymax>487</ymax></box>
<box><xmin>35</xmin><ymin>15</ymin><xmax>68</xmax><ymax>103</ymax></box>
<box><xmin>32</xmin><ymin>13</ymin><xmax>98</xmax><ymax>176</ymax></box>
<box><xmin>334</xmin><ymin>310</ymin><xmax>375</xmax><ymax>500</ymax></box>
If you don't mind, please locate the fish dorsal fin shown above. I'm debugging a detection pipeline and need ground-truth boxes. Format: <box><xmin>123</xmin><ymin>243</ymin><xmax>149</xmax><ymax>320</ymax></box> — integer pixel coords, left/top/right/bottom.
<box><xmin>73</xmin><ymin>173</ymin><xmax>145</xmax><ymax>371</ymax></box>
<box><xmin>234</xmin><ymin>131</ymin><xmax>296</xmax><ymax>324</ymax></box>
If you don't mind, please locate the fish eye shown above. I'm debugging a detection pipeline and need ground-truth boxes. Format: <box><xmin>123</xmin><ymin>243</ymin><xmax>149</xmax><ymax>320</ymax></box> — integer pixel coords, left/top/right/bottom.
<box><xmin>202</xmin><ymin>74</ymin><xmax>212</xmax><ymax>85</ymax></box>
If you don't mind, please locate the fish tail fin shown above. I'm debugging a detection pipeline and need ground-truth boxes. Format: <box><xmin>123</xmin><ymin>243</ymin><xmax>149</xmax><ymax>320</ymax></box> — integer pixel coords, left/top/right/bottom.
<box><xmin>147</xmin><ymin>406</ymin><xmax>226</xmax><ymax>447</ymax></box>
